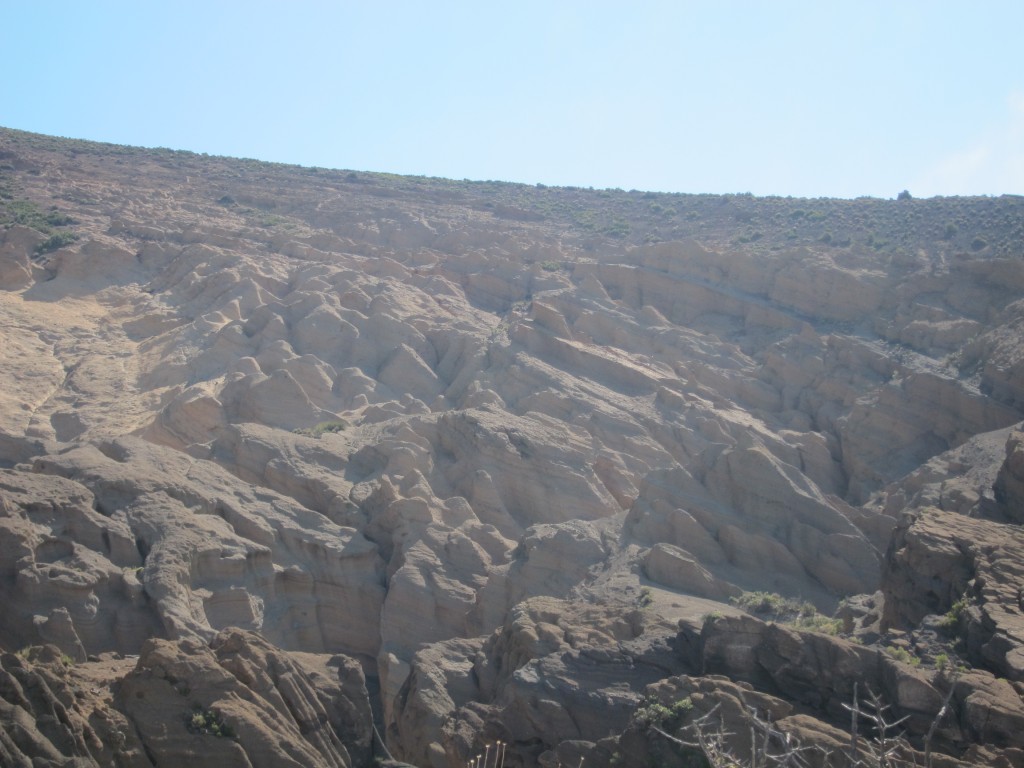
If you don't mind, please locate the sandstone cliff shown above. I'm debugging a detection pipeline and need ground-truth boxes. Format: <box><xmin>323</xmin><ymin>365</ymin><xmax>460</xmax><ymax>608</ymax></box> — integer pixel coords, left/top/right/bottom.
<box><xmin>1</xmin><ymin>127</ymin><xmax>1023</xmax><ymax>766</ymax></box>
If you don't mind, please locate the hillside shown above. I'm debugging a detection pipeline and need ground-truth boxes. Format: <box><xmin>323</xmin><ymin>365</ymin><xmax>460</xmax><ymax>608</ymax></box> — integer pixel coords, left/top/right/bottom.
<box><xmin>1</xmin><ymin>126</ymin><xmax>1024</xmax><ymax>767</ymax></box>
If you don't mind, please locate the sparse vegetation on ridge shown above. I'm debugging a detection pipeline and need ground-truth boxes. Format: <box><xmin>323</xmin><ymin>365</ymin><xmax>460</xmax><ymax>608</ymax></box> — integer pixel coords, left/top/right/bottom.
<box><xmin>4</xmin><ymin>126</ymin><xmax>1023</xmax><ymax>260</ymax></box>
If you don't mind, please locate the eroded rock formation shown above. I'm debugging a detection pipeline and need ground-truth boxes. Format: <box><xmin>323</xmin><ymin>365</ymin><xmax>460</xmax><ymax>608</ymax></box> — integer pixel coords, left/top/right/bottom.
<box><xmin>1</xmin><ymin>127</ymin><xmax>1023</xmax><ymax>765</ymax></box>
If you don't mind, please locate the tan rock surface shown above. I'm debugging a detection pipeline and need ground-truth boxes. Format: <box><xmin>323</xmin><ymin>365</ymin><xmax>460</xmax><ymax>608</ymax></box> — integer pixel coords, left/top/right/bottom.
<box><xmin>2</xmin><ymin>128</ymin><xmax>1024</xmax><ymax>765</ymax></box>
<box><xmin>0</xmin><ymin>629</ymin><xmax>373</xmax><ymax>768</ymax></box>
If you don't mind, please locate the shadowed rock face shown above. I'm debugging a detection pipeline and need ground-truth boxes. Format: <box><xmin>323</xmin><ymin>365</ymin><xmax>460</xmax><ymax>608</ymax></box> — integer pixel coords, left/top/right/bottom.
<box><xmin>1</xmin><ymin>127</ymin><xmax>1023</xmax><ymax>766</ymax></box>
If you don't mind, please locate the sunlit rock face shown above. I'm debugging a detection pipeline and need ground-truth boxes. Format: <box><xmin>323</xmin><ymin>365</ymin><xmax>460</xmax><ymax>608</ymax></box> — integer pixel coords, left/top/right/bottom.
<box><xmin>1</xmin><ymin>127</ymin><xmax>1023</xmax><ymax>766</ymax></box>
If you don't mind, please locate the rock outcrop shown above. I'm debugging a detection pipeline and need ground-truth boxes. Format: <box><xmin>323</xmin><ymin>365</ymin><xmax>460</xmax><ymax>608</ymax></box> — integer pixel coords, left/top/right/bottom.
<box><xmin>0</xmin><ymin>630</ymin><xmax>374</xmax><ymax>768</ymax></box>
<box><xmin>1</xmin><ymin>127</ymin><xmax>1023</xmax><ymax>766</ymax></box>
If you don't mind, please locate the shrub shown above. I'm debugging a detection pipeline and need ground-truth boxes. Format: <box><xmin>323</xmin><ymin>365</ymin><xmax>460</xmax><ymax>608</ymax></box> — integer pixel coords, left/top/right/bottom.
<box><xmin>886</xmin><ymin>646</ymin><xmax>921</xmax><ymax>667</ymax></box>
<box><xmin>939</xmin><ymin>597</ymin><xmax>967</xmax><ymax>631</ymax></box>
<box><xmin>730</xmin><ymin>591</ymin><xmax>841</xmax><ymax>634</ymax></box>
<box><xmin>185</xmin><ymin>707</ymin><xmax>235</xmax><ymax>738</ymax></box>
<box><xmin>634</xmin><ymin>696</ymin><xmax>694</xmax><ymax>730</ymax></box>
<box><xmin>601</xmin><ymin>219</ymin><xmax>631</xmax><ymax>238</ymax></box>
<box><xmin>43</xmin><ymin>211</ymin><xmax>75</xmax><ymax>227</ymax></box>
<box><xmin>2</xmin><ymin>197</ymin><xmax>75</xmax><ymax>233</ymax></box>
<box><xmin>34</xmin><ymin>231</ymin><xmax>79</xmax><ymax>255</ymax></box>
<box><xmin>293</xmin><ymin>419</ymin><xmax>349</xmax><ymax>438</ymax></box>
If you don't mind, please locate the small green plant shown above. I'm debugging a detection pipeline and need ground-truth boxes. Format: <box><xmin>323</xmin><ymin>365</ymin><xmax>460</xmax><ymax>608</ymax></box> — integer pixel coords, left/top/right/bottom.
<box><xmin>730</xmin><ymin>591</ymin><xmax>841</xmax><ymax>634</ymax></box>
<box><xmin>939</xmin><ymin>597</ymin><xmax>967</xmax><ymax>631</ymax></box>
<box><xmin>886</xmin><ymin>646</ymin><xmax>921</xmax><ymax>667</ymax></box>
<box><xmin>256</xmin><ymin>213</ymin><xmax>290</xmax><ymax>228</ymax></box>
<box><xmin>186</xmin><ymin>706</ymin><xmax>235</xmax><ymax>738</ymax></box>
<box><xmin>795</xmin><ymin>614</ymin><xmax>842</xmax><ymax>634</ymax></box>
<box><xmin>634</xmin><ymin>696</ymin><xmax>693</xmax><ymax>730</ymax></box>
<box><xmin>637</xmin><ymin>587</ymin><xmax>654</xmax><ymax>608</ymax></box>
<box><xmin>34</xmin><ymin>231</ymin><xmax>79</xmax><ymax>255</ymax></box>
<box><xmin>601</xmin><ymin>219</ymin><xmax>631</xmax><ymax>238</ymax></box>
<box><xmin>934</xmin><ymin>653</ymin><xmax>948</xmax><ymax>671</ymax></box>
<box><xmin>539</xmin><ymin>260</ymin><xmax>565</xmax><ymax>272</ymax></box>
<box><xmin>731</xmin><ymin>590</ymin><xmax>809</xmax><ymax>617</ymax></box>
<box><xmin>293</xmin><ymin>419</ymin><xmax>349</xmax><ymax>438</ymax></box>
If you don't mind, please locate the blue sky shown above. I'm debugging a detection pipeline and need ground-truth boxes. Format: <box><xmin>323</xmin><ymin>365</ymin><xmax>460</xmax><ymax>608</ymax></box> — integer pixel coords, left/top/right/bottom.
<box><xmin>2</xmin><ymin>1</ymin><xmax>1022</xmax><ymax>198</ymax></box>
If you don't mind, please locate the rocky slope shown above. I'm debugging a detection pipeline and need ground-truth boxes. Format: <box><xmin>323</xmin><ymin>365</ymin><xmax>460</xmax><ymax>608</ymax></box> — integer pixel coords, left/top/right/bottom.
<box><xmin>1</xmin><ymin>127</ymin><xmax>1023</xmax><ymax>766</ymax></box>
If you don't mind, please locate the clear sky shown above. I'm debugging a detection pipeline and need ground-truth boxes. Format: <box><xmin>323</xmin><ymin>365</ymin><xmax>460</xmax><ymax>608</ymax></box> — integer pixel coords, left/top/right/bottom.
<box><xmin>2</xmin><ymin>1</ymin><xmax>1022</xmax><ymax>199</ymax></box>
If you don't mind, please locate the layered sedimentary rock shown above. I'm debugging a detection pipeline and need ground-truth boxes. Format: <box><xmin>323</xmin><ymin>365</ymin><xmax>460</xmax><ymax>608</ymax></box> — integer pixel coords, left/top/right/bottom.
<box><xmin>0</xmin><ymin>630</ymin><xmax>374</xmax><ymax>768</ymax></box>
<box><xmin>1</xmin><ymin>128</ymin><xmax>1023</xmax><ymax>765</ymax></box>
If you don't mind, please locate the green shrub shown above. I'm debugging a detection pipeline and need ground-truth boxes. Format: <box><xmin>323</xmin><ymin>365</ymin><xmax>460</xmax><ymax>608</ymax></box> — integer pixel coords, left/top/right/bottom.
<box><xmin>34</xmin><ymin>231</ymin><xmax>79</xmax><ymax>254</ymax></box>
<box><xmin>601</xmin><ymin>219</ymin><xmax>631</xmax><ymax>238</ymax></box>
<box><xmin>794</xmin><ymin>614</ymin><xmax>842</xmax><ymax>634</ymax></box>
<box><xmin>939</xmin><ymin>597</ymin><xmax>967</xmax><ymax>631</ymax></box>
<box><xmin>731</xmin><ymin>590</ymin><xmax>806</xmax><ymax>616</ymax></box>
<box><xmin>0</xmin><ymin>190</ymin><xmax>77</xmax><ymax>233</ymax></box>
<box><xmin>886</xmin><ymin>646</ymin><xmax>921</xmax><ymax>667</ymax></box>
<box><xmin>730</xmin><ymin>591</ymin><xmax>841</xmax><ymax>634</ymax></box>
<box><xmin>634</xmin><ymin>696</ymin><xmax>693</xmax><ymax>730</ymax></box>
<box><xmin>185</xmin><ymin>707</ymin><xmax>235</xmax><ymax>738</ymax></box>
<box><xmin>43</xmin><ymin>211</ymin><xmax>75</xmax><ymax>227</ymax></box>
<box><xmin>293</xmin><ymin>419</ymin><xmax>349</xmax><ymax>438</ymax></box>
